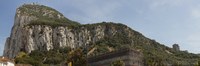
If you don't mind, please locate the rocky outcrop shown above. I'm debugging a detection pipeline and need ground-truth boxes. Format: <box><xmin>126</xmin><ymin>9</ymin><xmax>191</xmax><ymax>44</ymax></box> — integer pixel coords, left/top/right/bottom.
<box><xmin>3</xmin><ymin>4</ymin><xmax>200</xmax><ymax>66</ymax></box>
<box><xmin>3</xmin><ymin>11</ymin><xmax>37</xmax><ymax>58</ymax></box>
<box><xmin>3</xmin><ymin>4</ymin><xmax>130</xmax><ymax>58</ymax></box>
<box><xmin>172</xmin><ymin>44</ymin><xmax>180</xmax><ymax>51</ymax></box>
<box><xmin>3</xmin><ymin>22</ymin><xmax>114</xmax><ymax>58</ymax></box>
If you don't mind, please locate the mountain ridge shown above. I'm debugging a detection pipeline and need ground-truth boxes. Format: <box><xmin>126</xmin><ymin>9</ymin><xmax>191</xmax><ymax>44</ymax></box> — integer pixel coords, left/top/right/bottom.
<box><xmin>4</xmin><ymin>4</ymin><xmax>200</xmax><ymax>65</ymax></box>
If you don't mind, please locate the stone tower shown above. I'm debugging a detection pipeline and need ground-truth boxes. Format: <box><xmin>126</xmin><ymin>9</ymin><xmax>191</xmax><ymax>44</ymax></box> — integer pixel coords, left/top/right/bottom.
<box><xmin>173</xmin><ymin>44</ymin><xmax>180</xmax><ymax>51</ymax></box>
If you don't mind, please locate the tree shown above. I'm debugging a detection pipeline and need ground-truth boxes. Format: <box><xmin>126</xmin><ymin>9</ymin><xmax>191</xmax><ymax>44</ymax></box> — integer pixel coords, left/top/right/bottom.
<box><xmin>67</xmin><ymin>48</ymin><xmax>87</xmax><ymax>66</ymax></box>
<box><xmin>15</xmin><ymin>51</ymin><xmax>28</xmax><ymax>58</ymax></box>
<box><xmin>195</xmin><ymin>59</ymin><xmax>200</xmax><ymax>66</ymax></box>
<box><xmin>172</xmin><ymin>61</ymin><xmax>180</xmax><ymax>66</ymax></box>
<box><xmin>110</xmin><ymin>59</ymin><xmax>125</xmax><ymax>66</ymax></box>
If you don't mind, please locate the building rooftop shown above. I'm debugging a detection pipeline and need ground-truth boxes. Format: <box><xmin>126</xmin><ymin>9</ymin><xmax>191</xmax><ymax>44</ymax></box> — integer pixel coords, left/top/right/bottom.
<box><xmin>0</xmin><ymin>56</ymin><xmax>14</xmax><ymax>63</ymax></box>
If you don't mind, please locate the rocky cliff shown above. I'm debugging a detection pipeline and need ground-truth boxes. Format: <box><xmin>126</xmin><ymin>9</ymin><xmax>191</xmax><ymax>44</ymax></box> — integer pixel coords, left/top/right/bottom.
<box><xmin>3</xmin><ymin>4</ymin><xmax>139</xmax><ymax>59</ymax></box>
<box><xmin>3</xmin><ymin>4</ymin><xmax>78</xmax><ymax>58</ymax></box>
<box><xmin>4</xmin><ymin>4</ymin><xmax>200</xmax><ymax>65</ymax></box>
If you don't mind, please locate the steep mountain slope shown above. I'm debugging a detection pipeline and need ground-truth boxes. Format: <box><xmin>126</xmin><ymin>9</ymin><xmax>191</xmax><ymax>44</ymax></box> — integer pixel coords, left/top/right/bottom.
<box><xmin>4</xmin><ymin>4</ymin><xmax>200</xmax><ymax>65</ymax></box>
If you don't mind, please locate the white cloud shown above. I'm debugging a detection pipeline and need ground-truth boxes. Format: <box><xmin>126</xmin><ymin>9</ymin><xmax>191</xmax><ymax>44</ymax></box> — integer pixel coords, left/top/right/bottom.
<box><xmin>42</xmin><ymin>0</ymin><xmax>200</xmax><ymax>53</ymax></box>
<box><xmin>185</xmin><ymin>32</ymin><xmax>200</xmax><ymax>53</ymax></box>
<box><xmin>187</xmin><ymin>32</ymin><xmax>200</xmax><ymax>44</ymax></box>
<box><xmin>188</xmin><ymin>6</ymin><xmax>200</xmax><ymax>52</ymax></box>
<box><xmin>40</xmin><ymin>0</ymin><xmax>123</xmax><ymax>23</ymax></box>
<box><xmin>66</xmin><ymin>0</ymin><xmax>122</xmax><ymax>19</ymax></box>
<box><xmin>191</xmin><ymin>6</ymin><xmax>200</xmax><ymax>18</ymax></box>
<box><xmin>149</xmin><ymin>0</ymin><xmax>187</xmax><ymax>10</ymax></box>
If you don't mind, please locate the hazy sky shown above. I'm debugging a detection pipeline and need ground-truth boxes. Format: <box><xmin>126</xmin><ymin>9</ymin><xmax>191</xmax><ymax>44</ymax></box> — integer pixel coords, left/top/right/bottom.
<box><xmin>1</xmin><ymin>0</ymin><xmax>200</xmax><ymax>55</ymax></box>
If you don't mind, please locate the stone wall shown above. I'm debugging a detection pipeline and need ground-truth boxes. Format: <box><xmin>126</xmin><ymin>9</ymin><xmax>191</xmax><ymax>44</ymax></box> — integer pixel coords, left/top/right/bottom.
<box><xmin>173</xmin><ymin>44</ymin><xmax>180</xmax><ymax>51</ymax></box>
<box><xmin>87</xmin><ymin>49</ymin><xmax>143</xmax><ymax>66</ymax></box>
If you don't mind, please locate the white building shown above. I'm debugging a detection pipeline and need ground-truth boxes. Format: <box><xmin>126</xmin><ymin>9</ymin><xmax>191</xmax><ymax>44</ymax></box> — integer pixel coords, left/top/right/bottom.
<box><xmin>0</xmin><ymin>56</ymin><xmax>14</xmax><ymax>66</ymax></box>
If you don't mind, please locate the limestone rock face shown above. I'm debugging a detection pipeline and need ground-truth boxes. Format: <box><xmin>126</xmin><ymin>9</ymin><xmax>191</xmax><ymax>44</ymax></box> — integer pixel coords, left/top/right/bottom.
<box><xmin>3</xmin><ymin>19</ymin><xmax>111</xmax><ymax>58</ymax></box>
<box><xmin>3</xmin><ymin>4</ymin><xmax>143</xmax><ymax>59</ymax></box>
<box><xmin>3</xmin><ymin>9</ymin><xmax>37</xmax><ymax>58</ymax></box>
<box><xmin>3</xmin><ymin>6</ymin><xmax>117</xmax><ymax>58</ymax></box>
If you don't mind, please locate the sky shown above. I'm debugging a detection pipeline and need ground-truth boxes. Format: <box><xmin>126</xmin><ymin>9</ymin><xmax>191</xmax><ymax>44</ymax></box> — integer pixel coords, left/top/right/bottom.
<box><xmin>1</xmin><ymin>0</ymin><xmax>200</xmax><ymax>55</ymax></box>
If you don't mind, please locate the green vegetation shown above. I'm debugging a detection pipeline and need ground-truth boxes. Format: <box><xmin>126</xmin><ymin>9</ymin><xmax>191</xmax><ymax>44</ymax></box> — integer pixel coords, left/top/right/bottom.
<box><xmin>28</xmin><ymin>17</ymin><xmax>80</xmax><ymax>28</ymax></box>
<box><xmin>67</xmin><ymin>48</ymin><xmax>87</xmax><ymax>66</ymax></box>
<box><xmin>15</xmin><ymin>47</ymin><xmax>86</xmax><ymax>66</ymax></box>
<box><xmin>15</xmin><ymin>4</ymin><xmax>200</xmax><ymax>66</ymax></box>
<box><xmin>81</xmin><ymin>22</ymin><xmax>200</xmax><ymax>65</ymax></box>
<box><xmin>18</xmin><ymin>3</ymin><xmax>62</xmax><ymax>17</ymax></box>
<box><xmin>18</xmin><ymin>4</ymin><xmax>80</xmax><ymax>28</ymax></box>
<box><xmin>15</xmin><ymin>21</ymin><xmax>200</xmax><ymax>66</ymax></box>
<box><xmin>110</xmin><ymin>59</ymin><xmax>125</xmax><ymax>66</ymax></box>
<box><xmin>197</xmin><ymin>59</ymin><xmax>200</xmax><ymax>66</ymax></box>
